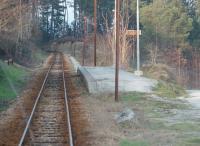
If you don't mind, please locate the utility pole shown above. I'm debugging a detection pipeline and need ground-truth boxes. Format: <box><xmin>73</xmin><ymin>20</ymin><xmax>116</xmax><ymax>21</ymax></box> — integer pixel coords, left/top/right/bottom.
<box><xmin>115</xmin><ymin>0</ymin><xmax>120</xmax><ymax>102</ymax></box>
<box><xmin>94</xmin><ymin>0</ymin><xmax>97</xmax><ymax>66</ymax></box>
<box><xmin>83</xmin><ymin>17</ymin><xmax>87</xmax><ymax>66</ymax></box>
<box><xmin>19</xmin><ymin>0</ymin><xmax>23</xmax><ymax>40</ymax></box>
<box><xmin>137</xmin><ymin>0</ymin><xmax>140</xmax><ymax>71</ymax></box>
<box><xmin>74</xmin><ymin>0</ymin><xmax>77</xmax><ymax>38</ymax></box>
<box><xmin>113</xmin><ymin>0</ymin><xmax>117</xmax><ymax>66</ymax></box>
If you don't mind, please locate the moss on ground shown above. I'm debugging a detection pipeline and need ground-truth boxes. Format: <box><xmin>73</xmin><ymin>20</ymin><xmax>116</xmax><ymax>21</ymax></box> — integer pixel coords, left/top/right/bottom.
<box><xmin>120</xmin><ymin>139</ymin><xmax>149</xmax><ymax>146</ymax></box>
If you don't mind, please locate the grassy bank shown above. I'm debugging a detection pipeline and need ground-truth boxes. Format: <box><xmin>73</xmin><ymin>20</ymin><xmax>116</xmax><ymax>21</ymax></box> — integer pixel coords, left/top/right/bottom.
<box><xmin>142</xmin><ymin>64</ymin><xmax>188</xmax><ymax>98</ymax></box>
<box><xmin>0</xmin><ymin>60</ymin><xmax>29</xmax><ymax>102</ymax></box>
<box><xmin>153</xmin><ymin>81</ymin><xmax>187</xmax><ymax>98</ymax></box>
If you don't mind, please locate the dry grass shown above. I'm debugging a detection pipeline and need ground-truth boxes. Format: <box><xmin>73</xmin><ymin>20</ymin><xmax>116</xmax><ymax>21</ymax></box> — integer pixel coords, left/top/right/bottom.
<box><xmin>63</xmin><ymin>55</ymin><xmax>91</xmax><ymax>146</ymax></box>
<box><xmin>76</xmin><ymin>92</ymin><xmax>124</xmax><ymax>146</ymax></box>
<box><xmin>142</xmin><ymin>63</ymin><xmax>175</xmax><ymax>82</ymax></box>
<box><xmin>58</xmin><ymin>34</ymin><xmax>113</xmax><ymax>67</ymax></box>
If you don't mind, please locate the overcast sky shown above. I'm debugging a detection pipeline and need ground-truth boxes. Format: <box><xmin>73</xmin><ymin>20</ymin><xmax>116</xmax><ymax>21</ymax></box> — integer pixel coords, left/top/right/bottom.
<box><xmin>67</xmin><ymin>0</ymin><xmax>74</xmax><ymax>24</ymax></box>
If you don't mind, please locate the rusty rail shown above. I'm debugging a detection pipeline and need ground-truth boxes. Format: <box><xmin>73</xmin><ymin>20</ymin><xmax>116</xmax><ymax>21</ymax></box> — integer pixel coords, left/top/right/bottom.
<box><xmin>62</xmin><ymin>54</ymin><xmax>74</xmax><ymax>146</ymax></box>
<box><xmin>18</xmin><ymin>59</ymin><xmax>53</xmax><ymax>146</ymax></box>
<box><xmin>18</xmin><ymin>53</ymin><xmax>74</xmax><ymax>146</ymax></box>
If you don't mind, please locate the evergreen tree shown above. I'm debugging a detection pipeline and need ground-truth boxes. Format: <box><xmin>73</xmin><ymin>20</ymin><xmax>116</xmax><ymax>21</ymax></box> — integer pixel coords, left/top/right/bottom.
<box><xmin>136</xmin><ymin>0</ymin><xmax>192</xmax><ymax>50</ymax></box>
<box><xmin>40</xmin><ymin>0</ymin><xmax>66</xmax><ymax>40</ymax></box>
<box><xmin>77</xmin><ymin>0</ymin><xmax>114</xmax><ymax>33</ymax></box>
<box><xmin>40</xmin><ymin>0</ymin><xmax>51</xmax><ymax>40</ymax></box>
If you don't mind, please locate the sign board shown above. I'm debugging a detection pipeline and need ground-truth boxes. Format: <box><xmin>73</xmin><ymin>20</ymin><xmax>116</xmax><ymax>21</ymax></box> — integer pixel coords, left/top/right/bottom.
<box><xmin>126</xmin><ymin>30</ymin><xmax>142</xmax><ymax>36</ymax></box>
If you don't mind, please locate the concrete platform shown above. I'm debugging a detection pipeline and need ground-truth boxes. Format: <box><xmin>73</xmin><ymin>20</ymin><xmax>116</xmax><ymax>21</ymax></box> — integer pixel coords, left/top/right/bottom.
<box><xmin>78</xmin><ymin>66</ymin><xmax>157</xmax><ymax>94</ymax></box>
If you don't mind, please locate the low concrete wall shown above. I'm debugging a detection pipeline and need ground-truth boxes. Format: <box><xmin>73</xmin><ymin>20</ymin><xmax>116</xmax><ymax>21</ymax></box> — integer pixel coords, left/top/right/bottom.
<box><xmin>69</xmin><ymin>55</ymin><xmax>100</xmax><ymax>93</ymax></box>
<box><xmin>69</xmin><ymin>56</ymin><xmax>81</xmax><ymax>73</ymax></box>
<box><xmin>78</xmin><ymin>67</ymin><xmax>157</xmax><ymax>94</ymax></box>
<box><xmin>68</xmin><ymin>55</ymin><xmax>157</xmax><ymax>94</ymax></box>
<box><xmin>78</xmin><ymin>67</ymin><xmax>98</xmax><ymax>93</ymax></box>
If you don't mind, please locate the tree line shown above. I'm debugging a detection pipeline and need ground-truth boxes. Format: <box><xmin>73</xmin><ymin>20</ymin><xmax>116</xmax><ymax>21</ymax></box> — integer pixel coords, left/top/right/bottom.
<box><xmin>74</xmin><ymin>0</ymin><xmax>200</xmax><ymax>87</ymax></box>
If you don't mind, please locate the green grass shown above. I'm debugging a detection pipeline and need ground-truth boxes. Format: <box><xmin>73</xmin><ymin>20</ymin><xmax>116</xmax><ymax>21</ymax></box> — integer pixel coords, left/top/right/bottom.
<box><xmin>153</xmin><ymin>81</ymin><xmax>187</xmax><ymax>98</ymax></box>
<box><xmin>0</xmin><ymin>60</ymin><xmax>29</xmax><ymax>100</ymax></box>
<box><xmin>120</xmin><ymin>140</ymin><xmax>149</xmax><ymax>146</ymax></box>
<box><xmin>178</xmin><ymin>138</ymin><xmax>200</xmax><ymax>146</ymax></box>
<box><xmin>148</xmin><ymin>119</ymin><xmax>166</xmax><ymax>130</ymax></box>
<box><xmin>169</xmin><ymin>122</ymin><xmax>200</xmax><ymax>132</ymax></box>
<box><xmin>187</xmin><ymin>138</ymin><xmax>200</xmax><ymax>143</ymax></box>
<box><xmin>121</xmin><ymin>92</ymin><xmax>146</xmax><ymax>102</ymax></box>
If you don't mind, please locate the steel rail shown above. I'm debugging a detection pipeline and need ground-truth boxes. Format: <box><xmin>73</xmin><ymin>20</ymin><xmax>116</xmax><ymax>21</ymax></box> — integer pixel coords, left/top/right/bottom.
<box><xmin>62</xmin><ymin>54</ymin><xmax>74</xmax><ymax>146</ymax></box>
<box><xmin>18</xmin><ymin>59</ymin><xmax>54</xmax><ymax>146</ymax></box>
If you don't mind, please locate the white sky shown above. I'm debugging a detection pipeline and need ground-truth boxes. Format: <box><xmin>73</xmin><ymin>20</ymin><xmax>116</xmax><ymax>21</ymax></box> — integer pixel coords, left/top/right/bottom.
<box><xmin>66</xmin><ymin>0</ymin><xmax>74</xmax><ymax>24</ymax></box>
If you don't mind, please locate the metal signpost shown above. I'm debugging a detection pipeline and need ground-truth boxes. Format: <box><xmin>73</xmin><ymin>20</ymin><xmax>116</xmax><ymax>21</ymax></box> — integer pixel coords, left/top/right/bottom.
<box><xmin>135</xmin><ymin>0</ymin><xmax>143</xmax><ymax>76</ymax></box>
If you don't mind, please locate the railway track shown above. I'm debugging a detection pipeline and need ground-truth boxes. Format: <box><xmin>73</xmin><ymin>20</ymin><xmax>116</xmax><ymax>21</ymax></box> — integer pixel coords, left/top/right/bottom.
<box><xmin>18</xmin><ymin>53</ymin><xmax>73</xmax><ymax>146</ymax></box>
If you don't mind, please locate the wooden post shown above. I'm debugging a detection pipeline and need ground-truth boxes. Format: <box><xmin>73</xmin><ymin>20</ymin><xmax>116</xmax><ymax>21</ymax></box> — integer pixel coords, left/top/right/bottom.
<box><xmin>94</xmin><ymin>0</ymin><xmax>97</xmax><ymax>66</ymax></box>
<box><xmin>115</xmin><ymin>0</ymin><xmax>120</xmax><ymax>102</ymax></box>
<box><xmin>83</xmin><ymin>17</ymin><xmax>87</xmax><ymax>66</ymax></box>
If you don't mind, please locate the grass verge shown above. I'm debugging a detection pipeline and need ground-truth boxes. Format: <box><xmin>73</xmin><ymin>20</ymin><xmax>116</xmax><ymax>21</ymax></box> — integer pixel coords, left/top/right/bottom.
<box><xmin>169</xmin><ymin>122</ymin><xmax>200</xmax><ymax>132</ymax></box>
<box><xmin>187</xmin><ymin>138</ymin><xmax>200</xmax><ymax>143</ymax></box>
<box><xmin>0</xmin><ymin>60</ymin><xmax>29</xmax><ymax>103</ymax></box>
<box><xmin>120</xmin><ymin>92</ymin><xmax>146</xmax><ymax>102</ymax></box>
<box><xmin>120</xmin><ymin>139</ymin><xmax>149</xmax><ymax>146</ymax></box>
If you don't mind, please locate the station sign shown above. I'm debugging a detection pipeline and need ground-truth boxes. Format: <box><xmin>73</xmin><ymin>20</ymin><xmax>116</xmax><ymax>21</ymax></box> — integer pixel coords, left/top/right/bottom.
<box><xmin>126</xmin><ymin>30</ymin><xmax>142</xmax><ymax>36</ymax></box>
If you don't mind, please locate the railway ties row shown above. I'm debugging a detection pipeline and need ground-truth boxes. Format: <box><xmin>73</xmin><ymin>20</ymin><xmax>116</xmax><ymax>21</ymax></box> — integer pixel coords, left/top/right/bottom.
<box><xmin>18</xmin><ymin>53</ymin><xmax>74</xmax><ymax>146</ymax></box>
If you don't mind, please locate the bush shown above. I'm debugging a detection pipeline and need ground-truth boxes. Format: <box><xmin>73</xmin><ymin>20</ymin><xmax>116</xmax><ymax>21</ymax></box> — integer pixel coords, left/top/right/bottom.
<box><xmin>142</xmin><ymin>64</ymin><xmax>175</xmax><ymax>82</ymax></box>
<box><xmin>153</xmin><ymin>81</ymin><xmax>187</xmax><ymax>98</ymax></box>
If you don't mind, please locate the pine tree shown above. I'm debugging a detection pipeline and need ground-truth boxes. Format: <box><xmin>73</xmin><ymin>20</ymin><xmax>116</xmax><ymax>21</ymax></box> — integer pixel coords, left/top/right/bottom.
<box><xmin>40</xmin><ymin>0</ymin><xmax>66</xmax><ymax>40</ymax></box>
